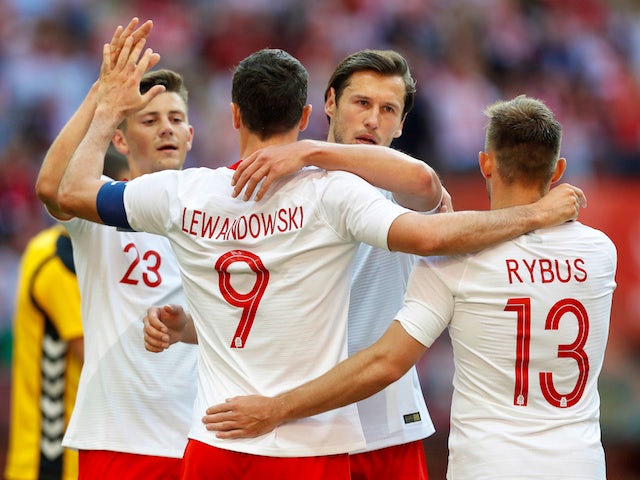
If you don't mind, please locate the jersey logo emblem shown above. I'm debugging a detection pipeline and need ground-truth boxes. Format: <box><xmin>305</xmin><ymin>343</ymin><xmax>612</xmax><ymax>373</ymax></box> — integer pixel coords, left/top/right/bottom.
<box><xmin>403</xmin><ymin>412</ymin><xmax>422</xmax><ymax>424</ymax></box>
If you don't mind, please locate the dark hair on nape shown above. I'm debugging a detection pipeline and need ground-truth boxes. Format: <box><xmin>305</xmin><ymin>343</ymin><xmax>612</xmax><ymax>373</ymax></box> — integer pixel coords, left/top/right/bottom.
<box><xmin>232</xmin><ymin>48</ymin><xmax>308</xmax><ymax>140</ymax></box>
<box><xmin>324</xmin><ymin>49</ymin><xmax>416</xmax><ymax>118</ymax></box>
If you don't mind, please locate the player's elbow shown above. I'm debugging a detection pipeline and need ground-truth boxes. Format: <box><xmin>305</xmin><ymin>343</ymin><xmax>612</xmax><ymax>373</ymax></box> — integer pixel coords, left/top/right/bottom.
<box><xmin>415</xmin><ymin>231</ymin><xmax>449</xmax><ymax>257</ymax></box>
<box><xmin>57</xmin><ymin>183</ymin><xmax>87</xmax><ymax>217</ymax></box>
<box><xmin>35</xmin><ymin>175</ymin><xmax>58</xmax><ymax>207</ymax></box>
<box><xmin>416</xmin><ymin>165</ymin><xmax>442</xmax><ymax>208</ymax></box>
<box><xmin>397</xmin><ymin>164</ymin><xmax>443</xmax><ymax>212</ymax></box>
<box><xmin>370</xmin><ymin>350</ymin><xmax>408</xmax><ymax>386</ymax></box>
<box><xmin>412</xmin><ymin>163</ymin><xmax>442</xmax><ymax>210</ymax></box>
<box><xmin>388</xmin><ymin>213</ymin><xmax>448</xmax><ymax>256</ymax></box>
<box><xmin>378</xmin><ymin>361</ymin><xmax>408</xmax><ymax>387</ymax></box>
<box><xmin>35</xmin><ymin>175</ymin><xmax>75</xmax><ymax>220</ymax></box>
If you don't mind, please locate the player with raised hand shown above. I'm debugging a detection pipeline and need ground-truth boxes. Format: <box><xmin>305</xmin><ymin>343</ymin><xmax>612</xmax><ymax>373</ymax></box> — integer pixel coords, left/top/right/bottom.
<box><xmin>58</xmin><ymin>31</ymin><xmax>585</xmax><ymax>478</ymax></box>
<box><xmin>36</xmin><ymin>19</ymin><xmax>197</xmax><ymax>480</ymax></box>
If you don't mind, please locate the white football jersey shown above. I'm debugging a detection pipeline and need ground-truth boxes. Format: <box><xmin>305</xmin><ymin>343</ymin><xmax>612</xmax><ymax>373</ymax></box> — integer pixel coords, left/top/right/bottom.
<box><xmin>397</xmin><ymin>221</ymin><xmax>617</xmax><ymax>479</ymax></box>
<box><xmin>62</xmin><ymin>217</ymin><xmax>198</xmax><ymax>457</ymax></box>
<box><xmin>123</xmin><ymin>166</ymin><xmax>410</xmax><ymax>457</ymax></box>
<box><xmin>348</xmin><ymin>189</ymin><xmax>434</xmax><ymax>452</ymax></box>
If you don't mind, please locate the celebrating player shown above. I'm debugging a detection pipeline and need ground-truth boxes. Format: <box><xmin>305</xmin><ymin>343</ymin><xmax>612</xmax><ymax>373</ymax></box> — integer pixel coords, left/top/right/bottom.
<box><xmin>203</xmin><ymin>95</ymin><xmax>616</xmax><ymax>480</ymax></box>
<box><xmin>35</xmin><ymin>19</ymin><xmax>197</xmax><ymax>479</ymax></box>
<box><xmin>226</xmin><ymin>49</ymin><xmax>446</xmax><ymax>479</ymax></box>
<box><xmin>57</xmin><ymin>27</ymin><xmax>584</xmax><ymax>479</ymax></box>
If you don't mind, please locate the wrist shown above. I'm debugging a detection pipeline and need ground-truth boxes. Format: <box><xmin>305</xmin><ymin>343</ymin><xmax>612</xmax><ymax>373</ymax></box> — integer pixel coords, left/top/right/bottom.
<box><xmin>94</xmin><ymin>104</ymin><xmax>126</xmax><ymax>132</ymax></box>
<box><xmin>524</xmin><ymin>202</ymin><xmax>544</xmax><ymax>230</ymax></box>
<box><xmin>302</xmin><ymin>139</ymin><xmax>324</xmax><ymax>168</ymax></box>
<box><xmin>273</xmin><ymin>392</ymin><xmax>295</xmax><ymax>423</ymax></box>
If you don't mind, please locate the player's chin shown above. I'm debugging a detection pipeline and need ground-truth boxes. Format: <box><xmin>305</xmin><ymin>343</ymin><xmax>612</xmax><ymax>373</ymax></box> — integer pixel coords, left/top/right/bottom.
<box><xmin>156</xmin><ymin>155</ymin><xmax>186</xmax><ymax>171</ymax></box>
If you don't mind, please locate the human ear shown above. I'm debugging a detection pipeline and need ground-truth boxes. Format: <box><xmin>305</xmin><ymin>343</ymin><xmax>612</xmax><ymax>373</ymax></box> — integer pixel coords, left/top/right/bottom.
<box><xmin>551</xmin><ymin>157</ymin><xmax>566</xmax><ymax>183</ymax></box>
<box><xmin>478</xmin><ymin>151</ymin><xmax>493</xmax><ymax>179</ymax></box>
<box><xmin>324</xmin><ymin>88</ymin><xmax>336</xmax><ymax>119</ymax></box>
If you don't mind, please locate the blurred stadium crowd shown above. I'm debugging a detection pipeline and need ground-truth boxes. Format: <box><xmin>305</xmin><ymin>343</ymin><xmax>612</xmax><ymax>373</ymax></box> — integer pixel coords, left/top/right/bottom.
<box><xmin>2</xmin><ymin>0</ymin><xmax>640</xmax><ymax>257</ymax></box>
<box><xmin>0</xmin><ymin>0</ymin><xmax>639</xmax><ymax>477</ymax></box>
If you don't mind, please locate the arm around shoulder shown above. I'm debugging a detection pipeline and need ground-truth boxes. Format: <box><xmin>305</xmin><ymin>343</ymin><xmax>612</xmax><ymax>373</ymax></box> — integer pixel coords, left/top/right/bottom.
<box><xmin>303</xmin><ymin>140</ymin><xmax>443</xmax><ymax>211</ymax></box>
<box><xmin>387</xmin><ymin>183</ymin><xmax>585</xmax><ymax>256</ymax></box>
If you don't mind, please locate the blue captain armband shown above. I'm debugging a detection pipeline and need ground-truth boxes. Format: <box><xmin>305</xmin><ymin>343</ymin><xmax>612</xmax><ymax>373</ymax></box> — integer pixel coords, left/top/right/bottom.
<box><xmin>97</xmin><ymin>181</ymin><xmax>133</xmax><ymax>230</ymax></box>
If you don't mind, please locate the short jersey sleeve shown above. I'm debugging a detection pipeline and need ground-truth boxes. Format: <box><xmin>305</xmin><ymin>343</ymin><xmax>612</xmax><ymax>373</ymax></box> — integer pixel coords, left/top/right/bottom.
<box><xmin>318</xmin><ymin>171</ymin><xmax>410</xmax><ymax>250</ymax></box>
<box><xmin>395</xmin><ymin>256</ymin><xmax>458</xmax><ymax>348</ymax></box>
<box><xmin>122</xmin><ymin>170</ymin><xmax>181</xmax><ymax>235</ymax></box>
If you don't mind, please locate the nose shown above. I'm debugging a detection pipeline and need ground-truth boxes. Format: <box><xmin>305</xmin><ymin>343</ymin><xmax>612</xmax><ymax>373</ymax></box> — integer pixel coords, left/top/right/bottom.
<box><xmin>363</xmin><ymin>109</ymin><xmax>379</xmax><ymax>130</ymax></box>
<box><xmin>159</xmin><ymin>116</ymin><xmax>174</xmax><ymax>136</ymax></box>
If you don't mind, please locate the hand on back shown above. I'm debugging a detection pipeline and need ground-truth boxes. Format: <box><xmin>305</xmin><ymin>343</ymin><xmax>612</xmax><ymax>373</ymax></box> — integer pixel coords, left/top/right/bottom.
<box><xmin>232</xmin><ymin>142</ymin><xmax>309</xmax><ymax>201</ymax></box>
<box><xmin>537</xmin><ymin>183</ymin><xmax>586</xmax><ymax>226</ymax></box>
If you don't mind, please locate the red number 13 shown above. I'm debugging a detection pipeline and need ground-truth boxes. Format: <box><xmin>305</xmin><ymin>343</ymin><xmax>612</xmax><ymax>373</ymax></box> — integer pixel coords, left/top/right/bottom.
<box><xmin>504</xmin><ymin>297</ymin><xmax>589</xmax><ymax>408</ymax></box>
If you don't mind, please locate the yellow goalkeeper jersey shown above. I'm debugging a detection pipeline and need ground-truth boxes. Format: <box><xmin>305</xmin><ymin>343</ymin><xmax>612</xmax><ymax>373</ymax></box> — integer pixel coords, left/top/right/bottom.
<box><xmin>5</xmin><ymin>224</ymin><xmax>82</xmax><ymax>480</ymax></box>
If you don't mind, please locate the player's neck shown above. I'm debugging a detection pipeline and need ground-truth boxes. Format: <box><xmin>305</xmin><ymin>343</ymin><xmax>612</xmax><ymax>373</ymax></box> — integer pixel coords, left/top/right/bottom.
<box><xmin>238</xmin><ymin>130</ymin><xmax>301</xmax><ymax>159</ymax></box>
<box><xmin>491</xmin><ymin>186</ymin><xmax>545</xmax><ymax>210</ymax></box>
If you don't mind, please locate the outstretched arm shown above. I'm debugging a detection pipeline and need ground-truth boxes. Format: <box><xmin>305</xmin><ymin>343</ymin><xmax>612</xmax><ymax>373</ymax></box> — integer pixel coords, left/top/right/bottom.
<box><xmin>232</xmin><ymin>139</ymin><xmax>443</xmax><ymax>211</ymax></box>
<box><xmin>202</xmin><ymin>321</ymin><xmax>425</xmax><ymax>439</ymax></box>
<box><xmin>388</xmin><ymin>182</ymin><xmax>586</xmax><ymax>256</ymax></box>
<box><xmin>57</xmin><ymin>27</ymin><xmax>163</xmax><ymax>222</ymax></box>
<box><xmin>35</xmin><ymin>18</ymin><xmax>156</xmax><ymax>220</ymax></box>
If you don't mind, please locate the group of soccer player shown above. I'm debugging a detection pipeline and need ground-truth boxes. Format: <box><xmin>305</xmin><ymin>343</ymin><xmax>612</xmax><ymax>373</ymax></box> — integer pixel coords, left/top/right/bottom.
<box><xmin>6</xmin><ymin>17</ymin><xmax>614</xmax><ymax>480</ymax></box>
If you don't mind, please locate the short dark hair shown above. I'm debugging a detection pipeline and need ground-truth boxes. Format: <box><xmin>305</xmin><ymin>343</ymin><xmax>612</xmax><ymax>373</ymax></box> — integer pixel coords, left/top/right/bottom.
<box><xmin>119</xmin><ymin>69</ymin><xmax>189</xmax><ymax>131</ymax></box>
<box><xmin>140</xmin><ymin>69</ymin><xmax>189</xmax><ymax>106</ymax></box>
<box><xmin>324</xmin><ymin>49</ymin><xmax>416</xmax><ymax>119</ymax></box>
<box><xmin>484</xmin><ymin>95</ymin><xmax>562</xmax><ymax>186</ymax></box>
<box><xmin>232</xmin><ymin>49</ymin><xmax>308</xmax><ymax>140</ymax></box>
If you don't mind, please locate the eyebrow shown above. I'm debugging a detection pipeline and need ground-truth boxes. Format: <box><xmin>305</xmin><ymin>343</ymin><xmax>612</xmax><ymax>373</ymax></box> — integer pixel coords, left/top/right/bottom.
<box><xmin>137</xmin><ymin>109</ymin><xmax>187</xmax><ymax>117</ymax></box>
<box><xmin>352</xmin><ymin>94</ymin><xmax>402</xmax><ymax>110</ymax></box>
